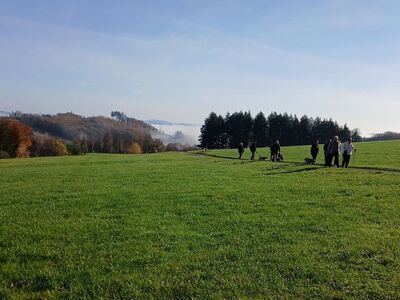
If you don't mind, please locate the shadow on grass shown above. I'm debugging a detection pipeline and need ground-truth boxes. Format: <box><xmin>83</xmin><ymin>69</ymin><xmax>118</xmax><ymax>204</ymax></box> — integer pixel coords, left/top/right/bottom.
<box><xmin>191</xmin><ymin>152</ymin><xmax>239</xmax><ymax>160</ymax></box>
<box><xmin>191</xmin><ymin>151</ymin><xmax>400</xmax><ymax>174</ymax></box>
<box><xmin>263</xmin><ymin>166</ymin><xmax>321</xmax><ymax>176</ymax></box>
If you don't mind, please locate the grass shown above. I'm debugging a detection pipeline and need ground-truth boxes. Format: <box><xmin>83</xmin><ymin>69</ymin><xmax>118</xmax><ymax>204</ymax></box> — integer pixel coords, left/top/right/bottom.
<box><xmin>1</xmin><ymin>140</ymin><xmax>400</xmax><ymax>298</ymax></box>
<box><xmin>206</xmin><ymin>140</ymin><xmax>400</xmax><ymax>169</ymax></box>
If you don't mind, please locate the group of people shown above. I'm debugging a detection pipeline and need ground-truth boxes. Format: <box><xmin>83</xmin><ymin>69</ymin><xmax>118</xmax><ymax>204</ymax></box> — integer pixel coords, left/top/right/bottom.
<box><xmin>237</xmin><ymin>136</ymin><xmax>356</xmax><ymax>168</ymax></box>
<box><xmin>311</xmin><ymin>136</ymin><xmax>356</xmax><ymax>168</ymax></box>
<box><xmin>238</xmin><ymin>140</ymin><xmax>282</xmax><ymax>161</ymax></box>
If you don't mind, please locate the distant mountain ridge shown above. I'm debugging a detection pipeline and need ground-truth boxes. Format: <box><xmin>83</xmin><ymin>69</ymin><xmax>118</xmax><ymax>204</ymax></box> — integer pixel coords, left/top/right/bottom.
<box><xmin>9</xmin><ymin>112</ymin><xmax>158</xmax><ymax>142</ymax></box>
<box><xmin>364</xmin><ymin>131</ymin><xmax>400</xmax><ymax>141</ymax></box>
<box><xmin>0</xmin><ymin>111</ymin><xmax>10</xmax><ymax>117</ymax></box>
<box><xmin>146</xmin><ymin>119</ymin><xmax>199</xmax><ymax>127</ymax></box>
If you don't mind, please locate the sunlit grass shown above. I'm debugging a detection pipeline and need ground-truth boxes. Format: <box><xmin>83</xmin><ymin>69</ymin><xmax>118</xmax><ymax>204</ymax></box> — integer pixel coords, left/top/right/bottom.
<box><xmin>1</xmin><ymin>145</ymin><xmax>399</xmax><ymax>298</ymax></box>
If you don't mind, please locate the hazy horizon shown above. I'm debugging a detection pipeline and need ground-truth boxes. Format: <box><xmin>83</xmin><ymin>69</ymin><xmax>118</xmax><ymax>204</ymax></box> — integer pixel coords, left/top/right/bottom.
<box><xmin>1</xmin><ymin>1</ymin><xmax>400</xmax><ymax>136</ymax></box>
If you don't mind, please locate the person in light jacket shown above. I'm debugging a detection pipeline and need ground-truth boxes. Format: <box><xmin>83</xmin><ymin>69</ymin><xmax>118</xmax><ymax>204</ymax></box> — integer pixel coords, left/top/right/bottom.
<box><xmin>331</xmin><ymin>136</ymin><xmax>341</xmax><ymax>168</ymax></box>
<box><xmin>341</xmin><ymin>137</ymin><xmax>356</xmax><ymax>168</ymax></box>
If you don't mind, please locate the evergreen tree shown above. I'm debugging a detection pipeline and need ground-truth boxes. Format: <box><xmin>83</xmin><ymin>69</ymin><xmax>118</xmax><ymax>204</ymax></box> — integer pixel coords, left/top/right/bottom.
<box><xmin>299</xmin><ymin>115</ymin><xmax>312</xmax><ymax>145</ymax></box>
<box><xmin>199</xmin><ymin>110</ymin><xmax>360</xmax><ymax>149</ymax></box>
<box><xmin>253</xmin><ymin>112</ymin><xmax>269</xmax><ymax>146</ymax></box>
<box><xmin>199</xmin><ymin>112</ymin><xmax>224</xmax><ymax>149</ymax></box>
<box><xmin>351</xmin><ymin>128</ymin><xmax>362</xmax><ymax>141</ymax></box>
<box><xmin>290</xmin><ymin>115</ymin><xmax>301</xmax><ymax>145</ymax></box>
<box><xmin>339</xmin><ymin>124</ymin><xmax>351</xmax><ymax>140</ymax></box>
<box><xmin>267</xmin><ymin>112</ymin><xmax>281</xmax><ymax>144</ymax></box>
<box><xmin>225</xmin><ymin>111</ymin><xmax>253</xmax><ymax>148</ymax></box>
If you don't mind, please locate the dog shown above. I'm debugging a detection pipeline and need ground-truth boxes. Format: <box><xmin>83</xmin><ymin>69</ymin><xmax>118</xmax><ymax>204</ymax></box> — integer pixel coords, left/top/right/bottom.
<box><xmin>259</xmin><ymin>156</ymin><xmax>268</xmax><ymax>161</ymax></box>
<box><xmin>304</xmin><ymin>157</ymin><xmax>315</xmax><ymax>165</ymax></box>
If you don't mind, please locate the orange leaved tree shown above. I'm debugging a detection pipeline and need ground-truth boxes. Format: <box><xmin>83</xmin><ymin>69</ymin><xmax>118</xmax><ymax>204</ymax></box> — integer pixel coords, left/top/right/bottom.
<box><xmin>130</xmin><ymin>142</ymin><xmax>142</xmax><ymax>154</ymax></box>
<box><xmin>0</xmin><ymin>119</ymin><xmax>33</xmax><ymax>158</ymax></box>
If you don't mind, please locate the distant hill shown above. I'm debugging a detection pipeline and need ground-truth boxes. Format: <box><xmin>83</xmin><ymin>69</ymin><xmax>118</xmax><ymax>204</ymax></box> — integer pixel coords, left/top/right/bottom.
<box><xmin>0</xmin><ymin>112</ymin><xmax>198</xmax><ymax>158</ymax></box>
<box><xmin>5</xmin><ymin>111</ymin><xmax>197</xmax><ymax>147</ymax></box>
<box><xmin>0</xmin><ymin>111</ymin><xmax>10</xmax><ymax>117</ymax></box>
<box><xmin>363</xmin><ymin>132</ymin><xmax>400</xmax><ymax>142</ymax></box>
<box><xmin>10</xmin><ymin>112</ymin><xmax>158</xmax><ymax>142</ymax></box>
<box><xmin>146</xmin><ymin>119</ymin><xmax>199</xmax><ymax>127</ymax></box>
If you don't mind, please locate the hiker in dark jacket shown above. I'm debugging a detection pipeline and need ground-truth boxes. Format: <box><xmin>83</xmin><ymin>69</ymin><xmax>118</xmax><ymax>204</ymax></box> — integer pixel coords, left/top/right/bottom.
<box><xmin>326</xmin><ymin>136</ymin><xmax>341</xmax><ymax>167</ymax></box>
<box><xmin>323</xmin><ymin>138</ymin><xmax>332</xmax><ymax>166</ymax></box>
<box><xmin>310</xmin><ymin>139</ymin><xmax>319</xmax><ymax>162</ymax></box>
<box><xmin>238</xmin><ymin>142</ymin><xmax>244</xmax><ymax>159</ymax></box>
<box><xmin>249</xmin><ymin>142</ymin><xmax>256</xmax><ymax>160</ymax></box>
<box><xmin>270</xmin><ymin>140</ymin><xmax>281</xmax><ymax>162</ymax></box>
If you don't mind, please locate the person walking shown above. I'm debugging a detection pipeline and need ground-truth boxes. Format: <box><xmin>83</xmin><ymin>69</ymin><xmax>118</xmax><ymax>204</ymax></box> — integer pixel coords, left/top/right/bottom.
<box><xmin>310</xmin><ymin>139</ymin><xmax>319</xmax><ymax>162</ymax></box>
<box><xmin>341</xmin><ymin>137</ymin><xmax>356</xmax><ymax>168</ymax></box>
<box><xmin>249</xmin><ymin>142</ymin><xmax>256</xmax><ymax>160</ymax></box>
<box><xmin>238</xmin><ymin>142</ymin><xmax>244</xmax><ymax>159</ymax></box>
<box><xmin>324</xmin><ymin>138</ymin><xmax>332</xmax><ymax>166</ymax></box>
<box><xmin>331</xmin><ymin>136</ymin><xmax>341</xmax><ymax>167</ymax></box>
<box><xmin>270</xmin><ymin>140</ymin><xmax>281</xmax><ymax>162</ymax></box>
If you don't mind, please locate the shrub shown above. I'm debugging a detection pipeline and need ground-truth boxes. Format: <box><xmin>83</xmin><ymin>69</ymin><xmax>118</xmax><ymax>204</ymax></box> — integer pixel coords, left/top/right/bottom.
<box><xmin>166</xmin><ymin>143</ymin><xmax>197</xmax><ymax>152</ymax></box>
<box><xmin>30</xmin><ymin>133</ymin><xmax>68</xmax><ymax>157</ymax></box>
<box><xmin>67</xmin><ymin>142</ymin><xmax>85</xmax><ymax>155</ymax></box>
<box><xmin>0</xmin><ymin>150</ymin><xmax>10</xmax><ymax>159</ymax></box>
<box><xmin>166</xmin><ymin>143</ymin><xmax>182</xmax><ymax>152</ymax></box>
<box><xmin>131</xmin><ymin>143</ymin><xmax>142</xmax><ymax>154</ymax></box>
<box><xmin>140</xmin><ymin>135</ymin><xmax>156</xmax><ymax>153</ymax></box>
<box><xmin>16</xmin><ymin>144</ymin><xmax>30</xmax><ymax>158</ymax></box>
<box><xmin>153</xmin><ymin>139</ymin><xmax>166</xmax><ymax>153</ymax></box>
<box><xmin>54</xmin><ymin>140</ymin><xmax>68</xmax><ymax>156</ymax></box>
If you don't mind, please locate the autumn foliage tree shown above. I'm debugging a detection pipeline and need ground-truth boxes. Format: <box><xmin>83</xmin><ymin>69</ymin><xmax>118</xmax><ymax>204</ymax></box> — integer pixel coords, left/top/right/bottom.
<box><xmin>131</xmin><ymin>142</ymin><xmax>142</xmax><ymax>154</ymax></box>
<box><xmin>0</xmin><ymin>119</ymin><xmax>33</xmax><ymax>158</ymax></box>
<box><xmin>30</xmin><ymin>133</ymin><xmax>68</xmax><ymax>157</ymax></box>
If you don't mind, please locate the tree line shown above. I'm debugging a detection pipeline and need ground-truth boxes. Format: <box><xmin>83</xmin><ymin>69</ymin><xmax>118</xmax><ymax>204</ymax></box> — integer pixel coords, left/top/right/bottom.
<box><xmin>199</xmin><ymin>111</ymin><xmax>361</xmax><ymax>149</ymax></box>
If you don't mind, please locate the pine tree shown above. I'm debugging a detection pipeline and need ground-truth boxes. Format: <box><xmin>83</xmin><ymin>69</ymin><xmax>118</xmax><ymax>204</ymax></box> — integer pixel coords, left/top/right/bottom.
<box><xmin>253</xmin><ymin>112</ymin><xmax>269</xmax><ymax>146</ymax></box>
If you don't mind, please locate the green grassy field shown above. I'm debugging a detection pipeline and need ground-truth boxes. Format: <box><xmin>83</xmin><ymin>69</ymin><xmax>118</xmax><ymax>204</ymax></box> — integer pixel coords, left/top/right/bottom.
<box><xmin>1</xmin><ymin>141</ymin><xmax>400</xmax><ymax>299</ymax></box>
<box><xmin>206</xmin><ymin>140</ymin><xmax>400</xmax><ymax>169</ymax></box>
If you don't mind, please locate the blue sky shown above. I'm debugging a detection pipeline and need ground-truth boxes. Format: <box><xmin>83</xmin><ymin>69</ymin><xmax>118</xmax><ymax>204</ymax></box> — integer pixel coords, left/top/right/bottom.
<box><xmin>1</xmin><ymin>0</ymin><xmax>400</xmax><ymax>135</ymax></box>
